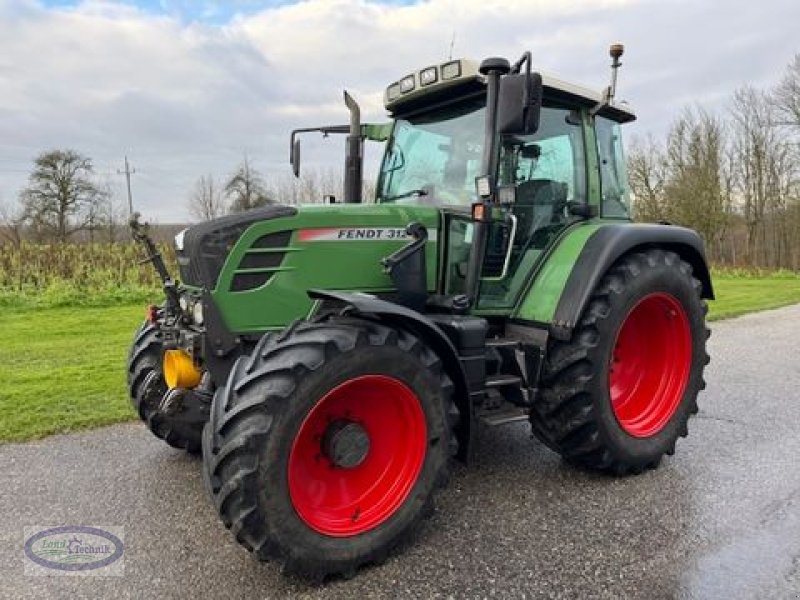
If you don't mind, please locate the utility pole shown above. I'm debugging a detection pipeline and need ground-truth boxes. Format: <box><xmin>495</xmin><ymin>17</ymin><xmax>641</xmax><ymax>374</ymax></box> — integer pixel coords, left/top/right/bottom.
<box><xmin>118</xmin><ymin>156</ymin><xmax>136</xmax><ymax>216</ymax></box>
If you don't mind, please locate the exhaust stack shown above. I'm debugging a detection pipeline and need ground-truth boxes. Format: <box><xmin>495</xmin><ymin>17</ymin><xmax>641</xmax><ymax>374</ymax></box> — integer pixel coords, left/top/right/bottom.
<box><xmin>343</xmin><ymin>90</ymin><xmax>363</xmax><ymax>203</ymax></box>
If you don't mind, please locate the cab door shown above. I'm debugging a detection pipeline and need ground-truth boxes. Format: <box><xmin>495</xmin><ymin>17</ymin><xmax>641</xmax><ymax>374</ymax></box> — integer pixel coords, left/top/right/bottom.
<box><xmin>477</xmin><ymin>105</ymin><xmax>589</xmax><ymax>309</ymax></box>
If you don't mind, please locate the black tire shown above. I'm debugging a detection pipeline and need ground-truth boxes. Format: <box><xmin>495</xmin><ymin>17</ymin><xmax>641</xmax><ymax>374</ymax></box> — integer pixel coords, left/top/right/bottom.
<box><xmin>530</xmin><ymin>248</ymin><xmax>710</xmax><ymax>475</ymax></box>
<box><xmin>127</xmin><ymin>321</ymin><xmax>203</xmax><ymax>454</ymax></box>
<box><xmin>202</xmin><ymin>317</ymin><xmax>457</xmax><ymax>580</ymax></box>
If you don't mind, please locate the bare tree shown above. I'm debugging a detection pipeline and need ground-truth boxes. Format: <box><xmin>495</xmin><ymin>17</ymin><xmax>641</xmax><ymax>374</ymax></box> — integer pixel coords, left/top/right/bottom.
<box><xmin>189</xmin><ymin>174</ymin><xmax>225</xmax><ymax>221</ymax></box>
<box><xmin>271</xmin><ymin>167</ymin><xmax>370</xmax><ymax>205</ymax></box>
<box><xmin>98</xmin><ymin>194</ymin><xmax>127</xmax><ymax>243</ymax></box>
<box><xmin>774</xmin><ymin>53</ymin><xmax>800</xmax><ymax>128</ymax></box>
<box><xmin>660</xmin><ymin>108</ymin><xmax>732</xmax><ymax>260</ymax></box>
<box><xmin>773</xmin><ymin>56</ymin><xmax>800</xmax><ymax>268</ymax></box>
<box><xmin>19</xmin><ymin>149</ymin><xmax>108</xmax><ymax>243</ymax></box>
<box><xmin>622</xmin><ymin>54</ymin><xmax>800</xmax><ymax>269</ymax></box>
<box><xmin>627</xmin><ymin>135</ymin><xmax>668</xmax><ymax>222</ymax></box>
<box><xmin>729</xmin><ymin>86</ymin><xmax>796</xmax><ymax>266</ymax></box>
<box><xmin>0</xmin><ymin>198</ymin><xmax>26</xmax><ymax>247</ymax></box>
<box><xmin>225</xmin><ymin>158</ymin><xmax>273</xmax><ymax>213</ymax></box>
<box><xmin>84</xmin><ymin>192</ymin><xmax>105</xmax><ymax>243</ymax></box>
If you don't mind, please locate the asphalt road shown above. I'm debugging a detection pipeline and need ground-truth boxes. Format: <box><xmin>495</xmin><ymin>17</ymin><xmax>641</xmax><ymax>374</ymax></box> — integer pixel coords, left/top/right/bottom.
<box><xmin>3</xmin><ymin>305</ymin><xmax>800</xmax><ymax>599</ymax></box>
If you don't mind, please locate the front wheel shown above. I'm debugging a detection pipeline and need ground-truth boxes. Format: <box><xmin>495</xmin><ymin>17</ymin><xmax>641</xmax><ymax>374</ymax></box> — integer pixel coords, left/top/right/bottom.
<box><xmin>127</xmin><ymin>321</ymin><xmax>204</xmax><ymax>453</ymax></box>
<box><xmin>202</xmin><ymin>317</ymin><xmax>456</xmax><ymax>579</ymax></box>
<box><xmin>530</xmin><ymin>249</ymin><xmax>710</xmax><ymax>474</ymax></box>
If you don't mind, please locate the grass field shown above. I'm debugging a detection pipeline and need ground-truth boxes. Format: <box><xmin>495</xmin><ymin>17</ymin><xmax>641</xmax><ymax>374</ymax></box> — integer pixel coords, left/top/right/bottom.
<box><xmin>1</xmin><ymin>275</ymin><xmax>799</xmax><ymax>444</ymax></box>
<box><xmin>0</xmin><ymin>304</ymin><xmax>143</xmax><ymax>443</ymax></box>
<box><xmin>710</xmin><ymin>275</ymin><xmax>800</xmax><ymax>320</ymax></box>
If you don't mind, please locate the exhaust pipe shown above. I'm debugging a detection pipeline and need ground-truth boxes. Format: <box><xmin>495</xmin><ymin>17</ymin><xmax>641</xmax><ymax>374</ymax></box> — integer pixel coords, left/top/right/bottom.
<box><xmin>343</xmin><ymin>90</ymin><xmax>363</xmax><ymax>203</ymax></box>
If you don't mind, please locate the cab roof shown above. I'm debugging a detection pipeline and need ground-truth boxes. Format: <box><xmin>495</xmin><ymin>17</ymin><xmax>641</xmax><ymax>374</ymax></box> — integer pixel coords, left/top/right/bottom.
<box><xmin>384</xmin><ymin>58</ymin><xmax>636</xmax><ymax>123</ymax></box>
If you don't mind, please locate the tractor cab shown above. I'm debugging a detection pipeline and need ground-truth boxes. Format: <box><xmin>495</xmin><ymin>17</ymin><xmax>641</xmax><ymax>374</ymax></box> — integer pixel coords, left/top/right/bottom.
<box><xmin>292</xmin><ymin>54</ymin><xmax>636</xmax><ymax>313</ymax></box>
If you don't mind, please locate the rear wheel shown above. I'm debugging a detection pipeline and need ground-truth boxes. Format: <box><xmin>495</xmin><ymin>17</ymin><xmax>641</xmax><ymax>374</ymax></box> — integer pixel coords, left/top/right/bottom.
<box><xmin>530</xmin><ymin>249</ymin><xmax>709</xmax><ymax>474</ymax></box>
<box><xmin>202</xmin><ymin>317</ymin><xmax>456</xmax><ymax>579</ymax></box>
<box><xmin>127</xmin><ymin>321</ymin><xmax>203</xmax><ymax>453</ymax></box>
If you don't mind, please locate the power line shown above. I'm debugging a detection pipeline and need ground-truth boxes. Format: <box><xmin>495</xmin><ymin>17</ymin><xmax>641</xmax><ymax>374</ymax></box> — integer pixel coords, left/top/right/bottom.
<box><xmin>117</xmin><ymin>156</ymin><xmax>136</xmax><ymax>216</ymax></box>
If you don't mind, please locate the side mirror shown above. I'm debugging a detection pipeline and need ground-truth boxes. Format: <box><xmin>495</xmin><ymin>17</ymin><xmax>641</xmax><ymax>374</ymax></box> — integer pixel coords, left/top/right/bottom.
<box><xmin>290</xmin><ymin>138</ymin><xmax>301</xmax><ymax>177</ymax></box>
<box><xmin>496</xmin><ymin>72</ymin><xmax>543</xmax><ymax>136</ymax></box>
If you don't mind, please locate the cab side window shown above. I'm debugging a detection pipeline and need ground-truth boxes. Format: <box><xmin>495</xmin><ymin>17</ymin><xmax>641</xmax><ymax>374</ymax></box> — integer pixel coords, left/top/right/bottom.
<box><xmin>498</xmin><ymin>106</ymin><xmax>586</xmax><ymax>251</ymax></box>
<box><xmin>596</xmin><ymin>116</ymin><xmax>631</xmax><ymax>218</ymax></box>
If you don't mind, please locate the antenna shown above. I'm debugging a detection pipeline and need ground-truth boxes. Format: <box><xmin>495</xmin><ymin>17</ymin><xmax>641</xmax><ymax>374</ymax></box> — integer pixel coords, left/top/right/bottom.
<box><xmin>448</xmin><ymin>31</ymin><xmax>456</xmax><ymax>61</ymax></box>
<box><xmin>591</xmin><ymin>43</ymin><xmax>625</xmax><ymax>117</ymax></box>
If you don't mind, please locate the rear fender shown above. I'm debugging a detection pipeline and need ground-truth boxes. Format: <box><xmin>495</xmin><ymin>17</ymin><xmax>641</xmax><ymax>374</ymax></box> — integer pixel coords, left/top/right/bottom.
<box><xmin>550</xmin><ymin>223</ymin><xmax>714</xmax><ymax>341</ymax></box>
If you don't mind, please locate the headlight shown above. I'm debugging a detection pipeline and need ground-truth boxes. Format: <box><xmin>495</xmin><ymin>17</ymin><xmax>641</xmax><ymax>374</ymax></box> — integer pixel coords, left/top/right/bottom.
<box><xmin>386</xmin><ymin>83</ymin><xmax>401</xmax><ymax>102</ymax></box>
<box><xmin>174</xmin><ymin>228</ymin><xmax>187</xmax><ymax>252</ymax></box>
<box><xmin>441</xmin><ymin>60</ymin><xmax>461</xmax><ymax>80</ymax></box>
<box><xmin>420</xmin><ymin>66</ymin><xmax>438</xmax><ymax>86</ymax></box>
<box><xmin>475</xmin><ymin>175</ymin><xmax>491</xmax><ymax>198</ymax></box>
<box><xmin>192</xmin><ymin>301</ymin><xmax>204</xmax><ymax>326</ymax></box>
<box><xmin>399</xmin><ymin>74</ymin><xmax>415</xmax><ymax>93</ymax></box>
<box><xmin>179</xmin><ymin>295</ymin><xmax>189</xmax><ymax>312</ymax></box>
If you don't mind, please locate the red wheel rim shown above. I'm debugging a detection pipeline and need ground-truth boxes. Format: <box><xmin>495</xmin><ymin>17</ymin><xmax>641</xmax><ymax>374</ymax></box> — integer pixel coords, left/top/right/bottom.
<box><xmin>609</xmin><ymin>292</ymin><xmax>692</xmax><ymax>438</ymax></box>
<box><xmin>288</xmin><ymin>375</ymin><xmax>427</xmax><ymax>536</ymax></box>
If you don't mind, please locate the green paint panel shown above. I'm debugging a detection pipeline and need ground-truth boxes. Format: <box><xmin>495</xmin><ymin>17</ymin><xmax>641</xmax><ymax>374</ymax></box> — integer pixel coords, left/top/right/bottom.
<box><xmin>212</xmin><ymin>203</ymin><xmax>440</xmax><ymax>333</ymax></box>
<box><xmin>513</xmin><ymin>222</ymin><xmax>602</xmax><ymax>323</ymax></box>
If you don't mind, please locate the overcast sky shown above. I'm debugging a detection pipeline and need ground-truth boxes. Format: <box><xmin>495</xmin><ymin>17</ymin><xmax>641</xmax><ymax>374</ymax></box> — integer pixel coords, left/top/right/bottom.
<box><xmin>1</xmin><ymin>0</ymin><xmax>798</xmax><ymax>221</ymax></box>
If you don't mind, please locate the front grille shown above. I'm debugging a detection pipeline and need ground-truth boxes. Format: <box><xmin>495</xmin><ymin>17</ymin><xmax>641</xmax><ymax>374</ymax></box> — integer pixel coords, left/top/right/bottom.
<box><xmin>176</xmin><ymin>205</ymin><xmax>296</xmax><ymax>289</ymax></box>
<box><xmin>228</xmin><ymin>230</ymin><xmax>293</xmax><ymax>292</ymax></box>
<box><xmin>237</xmin><ymin>253</ymin><xmax>284</xmax><ymax>270</ymax></box>
<box><xmin>231</xmin><ymin>272</ymin><xmax>272</xmax><ymax>292</ymax></box>
<box><xmin>252</xmin><ymin>231</ymin><xmax>292</xmax><ymax>248</ymax></box>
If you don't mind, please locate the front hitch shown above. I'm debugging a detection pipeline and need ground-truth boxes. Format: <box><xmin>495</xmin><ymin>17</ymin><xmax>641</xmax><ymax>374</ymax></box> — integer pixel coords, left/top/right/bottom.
<box><xmin>129</xmin><ymin>212</ymin><xmax>180</xmax><ymax>314</ymax></box>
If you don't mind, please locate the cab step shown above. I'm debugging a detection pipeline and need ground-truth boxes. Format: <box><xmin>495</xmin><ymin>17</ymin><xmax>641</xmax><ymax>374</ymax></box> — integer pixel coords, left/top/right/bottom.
<box><xmin>478</xmin><ymin>406</ymin><xmax>530</xmax><ymax>427</ymax></box>
<box><xmin>486</xmin><ymin>338</ymin><xmax>521</xmax><ymax>349</ymax></box>
<box><xmin>485</xmin><ymin>374</ymin><xmax>523</xmax><ymax>389</ymax></box>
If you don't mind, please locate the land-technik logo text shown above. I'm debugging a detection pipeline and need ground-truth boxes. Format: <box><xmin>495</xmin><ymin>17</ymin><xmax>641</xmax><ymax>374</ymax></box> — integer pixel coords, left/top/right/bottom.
<box><xmin>24</xmin><ymin>526</ymin><xmax>124</xmax><ymax>574</ymax></box>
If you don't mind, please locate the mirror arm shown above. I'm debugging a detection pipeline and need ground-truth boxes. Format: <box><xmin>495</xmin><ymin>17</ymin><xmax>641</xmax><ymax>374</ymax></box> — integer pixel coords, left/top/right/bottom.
<box><xmin>289</xmin><ymin>125</ymin><xmax>352</xmax><ymax>177</ymax></box>
<box><xmin>511</xmin><ymin>51</ymin><xmax>533</xmax><ymax>108</ymax></box>
<box><xmin>511</xmin><ymin>51</ymin><xmax>531</xmax><ymax>74</ymax></box>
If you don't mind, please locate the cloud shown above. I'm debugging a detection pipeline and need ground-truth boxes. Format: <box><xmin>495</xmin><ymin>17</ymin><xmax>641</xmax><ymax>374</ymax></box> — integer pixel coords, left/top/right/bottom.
<box><xmin>0</xmin><ymin>0</ymin><xmax>798</xmax><ymax>221</ymax></box>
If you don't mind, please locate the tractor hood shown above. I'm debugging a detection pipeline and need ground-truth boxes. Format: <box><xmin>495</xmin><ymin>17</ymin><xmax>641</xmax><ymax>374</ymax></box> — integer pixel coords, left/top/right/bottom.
<box><xmin>180</xmin><ymin>202</ymin><xmax>441</xmax><ymax>333</ymax></box>
<box><xmin>176</xmin><ymin>205</ymin><xmax>297</xmax><ymax>290</ymax></box>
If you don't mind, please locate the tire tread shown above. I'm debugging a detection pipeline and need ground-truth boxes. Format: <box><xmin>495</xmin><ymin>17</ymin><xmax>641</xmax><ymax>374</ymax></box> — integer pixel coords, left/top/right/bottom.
<box><xmin>202</xmin><ymin>316</ymin><xmax>456</xmax><ymax>580</ymax></box>
<box><xmin>530</xmin><ymin>248</ymin><xmax>710</xmax><ymax>474</ymax></box>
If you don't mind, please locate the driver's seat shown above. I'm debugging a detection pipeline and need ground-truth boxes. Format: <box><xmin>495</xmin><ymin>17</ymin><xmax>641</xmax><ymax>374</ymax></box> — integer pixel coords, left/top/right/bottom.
<box><xmin>514</xmin><ymin>179</ymin><xmax>568</xmax><ymax>247</ymax></box>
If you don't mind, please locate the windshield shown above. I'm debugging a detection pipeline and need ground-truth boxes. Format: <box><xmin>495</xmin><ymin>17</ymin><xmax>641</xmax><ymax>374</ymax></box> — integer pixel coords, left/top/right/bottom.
<box><xmin>377</xmin><ymin>97</ymin><xmax>485</xmax><ymax>206</ymax></box>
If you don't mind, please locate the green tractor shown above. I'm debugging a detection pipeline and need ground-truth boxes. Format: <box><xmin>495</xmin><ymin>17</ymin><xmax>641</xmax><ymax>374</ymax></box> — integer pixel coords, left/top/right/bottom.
<box><xmin>127</xmin><ymin>45</ymin><xmax>711</xmax><ymax>578</ymax></box>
